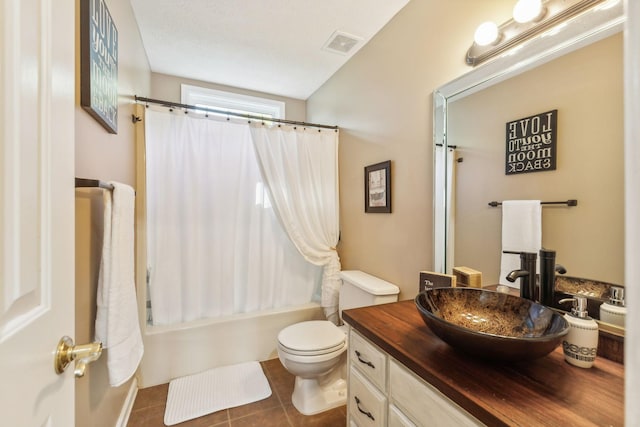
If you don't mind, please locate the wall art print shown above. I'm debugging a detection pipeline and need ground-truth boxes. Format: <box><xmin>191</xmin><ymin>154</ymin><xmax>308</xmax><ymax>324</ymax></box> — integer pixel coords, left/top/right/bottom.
<box><xmin>505</xmin><ymin>109</ymin><xmax>557</xmax><ymax>175</ymax></box>
<box><xmin>365</xmin><ymin>160</ymin><xmax>391</xmax><ymax>213</ymax></box>
<box><xmin>80</xmin><ymin>0</ymin><xmax>118</xmax><ymax>134</ymax></box>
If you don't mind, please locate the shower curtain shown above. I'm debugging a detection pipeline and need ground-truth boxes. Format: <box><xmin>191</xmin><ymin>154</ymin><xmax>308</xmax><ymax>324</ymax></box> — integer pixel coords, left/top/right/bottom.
<box><xmin>145</xmin><ymin>108</ymin><xmax>324</xmax><ymax>325</ymax></box>
<box><xmin>250</xmin><ymin>125</ymin><xmax>341</xmax><ymax>324</ymax></box>
<box><xmin>434</xmin><ymin>145</ymin><xmax>456</xmax><ymax>273</ymax></box>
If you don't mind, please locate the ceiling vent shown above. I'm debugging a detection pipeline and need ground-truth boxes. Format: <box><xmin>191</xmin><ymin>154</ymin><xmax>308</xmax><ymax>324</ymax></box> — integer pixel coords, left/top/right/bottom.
<box><xmin>322</xmin><ymin>31</ymin><xmax>363</xmax><ymax>55</ymax></box>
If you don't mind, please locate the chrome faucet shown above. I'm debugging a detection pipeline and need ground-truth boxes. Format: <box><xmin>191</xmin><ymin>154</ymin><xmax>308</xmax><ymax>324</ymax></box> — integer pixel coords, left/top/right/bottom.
<box><xmin>506</xmin><ymin>252</ymin><xmax>537</xmax><ymax>301</ymax></box>
<box><xmin>539</xmin><ymin>249</ymin><xmax>566</xmax><ymax>306</ymax></box>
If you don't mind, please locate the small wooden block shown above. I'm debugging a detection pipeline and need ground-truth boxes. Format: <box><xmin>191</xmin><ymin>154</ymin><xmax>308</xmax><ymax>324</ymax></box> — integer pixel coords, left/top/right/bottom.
<box><xmin>452</xmin><ymin>266</ymin><xmax>483</xmax><ymax>288</ymax></box>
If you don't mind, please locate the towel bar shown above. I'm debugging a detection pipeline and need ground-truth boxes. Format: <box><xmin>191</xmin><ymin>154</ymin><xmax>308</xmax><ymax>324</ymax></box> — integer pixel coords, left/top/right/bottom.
<box><xmin>488</xmin><ymin>199</ymin><xmax>577</xmax><ymax>207</ymax></box>
<box><xmin>75</xmin><ymin>177</ymin><xmax>114</xmax><ymax>191</ymax></box>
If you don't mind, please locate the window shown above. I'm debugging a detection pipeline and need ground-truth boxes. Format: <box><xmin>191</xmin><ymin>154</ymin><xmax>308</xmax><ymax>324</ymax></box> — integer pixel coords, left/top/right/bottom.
<box><xmin>181</xmin><ymin>84</ymin><xmax>285</xmax><ymax>119</ymax></box>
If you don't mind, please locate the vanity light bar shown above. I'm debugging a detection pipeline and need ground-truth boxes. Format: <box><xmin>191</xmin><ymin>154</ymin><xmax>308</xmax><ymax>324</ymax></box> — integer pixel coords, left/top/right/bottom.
<box><xmin>466</xmin><ymin>0</ymin><xmax>611</xmax><ymax>66</ymax></box>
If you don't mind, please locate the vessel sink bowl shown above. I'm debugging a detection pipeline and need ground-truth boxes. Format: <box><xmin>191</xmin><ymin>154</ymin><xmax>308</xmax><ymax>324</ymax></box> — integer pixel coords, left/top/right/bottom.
<box><xmin>415</xmin><ymin>288</ymin><xmax>569</xmax><ymax>362</ymax></box>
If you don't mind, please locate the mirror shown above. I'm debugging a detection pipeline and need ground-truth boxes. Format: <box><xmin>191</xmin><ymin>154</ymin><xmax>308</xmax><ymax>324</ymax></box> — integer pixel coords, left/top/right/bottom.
<box><xmin>433</xmin><ymin>2</ymin><xmax>625</xmax><ymax>329</ymax></box>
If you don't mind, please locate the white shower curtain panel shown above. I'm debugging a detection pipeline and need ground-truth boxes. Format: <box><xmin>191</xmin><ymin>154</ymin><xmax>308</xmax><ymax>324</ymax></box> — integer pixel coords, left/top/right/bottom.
<box><xmin>145</xmin><ymin>109</ymin><xmax>322</xmax><ymax>325</ymax></box>
<box><xmin>434</xmin><ymin>145</ymin><xmax>456</xmax><ymax>273</ymax></box>
<box><xmin>250</xmin><ymin>125</ymin><xmax>341</xmax><ymax>324</ymax></box>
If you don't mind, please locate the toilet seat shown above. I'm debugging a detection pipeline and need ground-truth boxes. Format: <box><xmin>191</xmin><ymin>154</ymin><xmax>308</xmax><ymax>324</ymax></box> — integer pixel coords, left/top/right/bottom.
<box><xmin>278</xmin><ymin>320</ymin><xmax>346</xmax><ymax>356</ymax></box>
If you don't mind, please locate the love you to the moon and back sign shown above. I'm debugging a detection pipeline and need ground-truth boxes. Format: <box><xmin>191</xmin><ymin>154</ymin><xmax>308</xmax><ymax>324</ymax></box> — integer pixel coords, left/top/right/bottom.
<box><xmin>505</xmin><ymin>109</ymin><xmax>557</xmax><ymax>175</ymax></box>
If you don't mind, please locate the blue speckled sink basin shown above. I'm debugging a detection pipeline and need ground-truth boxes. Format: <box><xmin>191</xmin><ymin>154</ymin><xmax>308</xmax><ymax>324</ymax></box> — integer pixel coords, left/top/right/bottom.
<box><xmin>415</xmin><ymin>288</ymin><xmax>569</xmax><ymax>362</ymax></box>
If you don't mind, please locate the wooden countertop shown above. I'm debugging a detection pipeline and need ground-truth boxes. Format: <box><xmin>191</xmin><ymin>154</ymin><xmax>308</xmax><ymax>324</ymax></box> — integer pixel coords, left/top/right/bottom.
<box><xmin>342</xmin><ymin>300</ymin><xmax>624</xmax><ymax>427</ymax></box>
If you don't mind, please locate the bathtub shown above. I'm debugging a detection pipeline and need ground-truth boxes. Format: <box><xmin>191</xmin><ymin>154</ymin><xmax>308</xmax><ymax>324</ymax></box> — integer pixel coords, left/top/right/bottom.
<box><xmin>137</xmin><ymin>302</ymin><xmax>324</xmax><ymax>388</ymax></box>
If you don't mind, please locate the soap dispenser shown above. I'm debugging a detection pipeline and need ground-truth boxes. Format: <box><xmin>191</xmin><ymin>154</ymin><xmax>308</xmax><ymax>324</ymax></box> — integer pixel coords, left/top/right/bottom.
<box><xmin>559</xmin><ymin>296</ymin><xmax>599</xmax><ymax>368</ymax></box>
<box><xmin>600</xmin><ymin>286</ymin><xmax>626</xmax><ymax>328</ymax></box>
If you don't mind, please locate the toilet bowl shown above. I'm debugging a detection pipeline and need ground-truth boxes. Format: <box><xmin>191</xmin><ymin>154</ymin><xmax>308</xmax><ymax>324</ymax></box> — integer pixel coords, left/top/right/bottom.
<box><xmin>277</xmin><ymin>320</ymin><xmax>348</xmax><ymax>415</ymax></box>
<box><xmin>277</xmin><ymin>270</ymin><xmax>399</xmax><ymax>416</ymax></box>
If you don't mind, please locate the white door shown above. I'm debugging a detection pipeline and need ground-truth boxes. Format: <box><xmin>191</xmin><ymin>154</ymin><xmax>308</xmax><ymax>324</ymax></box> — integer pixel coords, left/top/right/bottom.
<box><xmin>0</xmin><ymin>0</ymin><xmax>77</xmax><ymax>426</ymax></box>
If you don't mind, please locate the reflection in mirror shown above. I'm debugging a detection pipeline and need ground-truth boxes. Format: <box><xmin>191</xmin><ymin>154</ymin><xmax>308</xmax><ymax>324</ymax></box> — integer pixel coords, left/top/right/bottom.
<box><xmin>433</xmin><ymin>2</ymin><xmax>624</xmax><ymax>330</ymax></box>
<box><xmin>450</xmin><ymin>33</ymin><xmax>623</xmax><ymax>286</ymax></box>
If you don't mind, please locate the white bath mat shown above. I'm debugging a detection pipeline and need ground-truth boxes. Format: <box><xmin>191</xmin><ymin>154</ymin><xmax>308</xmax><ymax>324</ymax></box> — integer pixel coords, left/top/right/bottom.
<box><xmin>164</xmin><ymin>361</ymin><xmax>272</xmax><ymax>426</ymax></box>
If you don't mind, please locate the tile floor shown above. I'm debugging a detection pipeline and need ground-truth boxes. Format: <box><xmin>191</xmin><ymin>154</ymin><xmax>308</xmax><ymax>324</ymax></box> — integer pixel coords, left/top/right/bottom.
<box><xmin>127</xmin><ymin>358</ymin><xmax>347</xmax><ymax>427</ymax></box>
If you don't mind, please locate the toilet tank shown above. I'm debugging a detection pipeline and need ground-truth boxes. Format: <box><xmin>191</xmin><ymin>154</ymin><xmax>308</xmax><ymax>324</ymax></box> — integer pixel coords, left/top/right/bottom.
<box><xmin>338</xmin><ymin>270</ymin><xmax>400</xmax><ymax>319</ymax></box>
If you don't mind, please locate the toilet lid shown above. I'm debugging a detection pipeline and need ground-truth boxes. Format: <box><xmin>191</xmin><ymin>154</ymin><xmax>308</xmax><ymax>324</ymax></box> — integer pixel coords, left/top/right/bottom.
<box><xmin>278</xmin><ymin>320</ymin><xmax>346</xmax><ymax>355</ymax></box>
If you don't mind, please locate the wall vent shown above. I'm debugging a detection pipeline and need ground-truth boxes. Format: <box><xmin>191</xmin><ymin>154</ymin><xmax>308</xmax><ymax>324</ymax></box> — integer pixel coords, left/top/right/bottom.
<box><xmin>322</xmin><ymin>31</ymin><xmax>363</xmax><ymax>55</ymax></box>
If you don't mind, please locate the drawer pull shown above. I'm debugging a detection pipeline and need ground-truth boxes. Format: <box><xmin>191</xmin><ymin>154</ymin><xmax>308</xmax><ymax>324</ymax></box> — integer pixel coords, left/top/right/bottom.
<box><xmin>354</xmin><ymin>396</ymin><xmax>375</xmax><ymax>421</ymax></box>
<box><xmin>355</xmin><ymin>350</ymin><xmax>375</xmax><ymax>369</ymax></box>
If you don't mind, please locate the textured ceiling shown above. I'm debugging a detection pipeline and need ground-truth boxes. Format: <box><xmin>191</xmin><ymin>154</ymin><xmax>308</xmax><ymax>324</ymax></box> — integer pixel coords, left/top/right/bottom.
<box><xmin>130</xmin><ymin>0</ymin><xmax>410</xmax><ymax>100</ymax></box>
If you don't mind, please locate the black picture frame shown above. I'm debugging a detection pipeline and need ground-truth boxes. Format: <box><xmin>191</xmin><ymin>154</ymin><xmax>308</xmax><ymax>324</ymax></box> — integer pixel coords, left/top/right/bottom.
<box><xmin>505</xmin><ymin>109</ymin><xmax>557</xmax><ymax>175</ymax></box>
<box><xmin>80</xmin><ymin>0</ymin><xmax>118</xmax><ymax>134</ymax></box>
<box><xmin>364</xmin><ymin>160</ymin><xmax>391</xmax><ymax>213</ymax></box>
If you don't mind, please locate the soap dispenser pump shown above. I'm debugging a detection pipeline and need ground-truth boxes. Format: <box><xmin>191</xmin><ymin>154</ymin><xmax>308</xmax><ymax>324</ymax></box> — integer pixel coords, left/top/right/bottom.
<box><xmin>600</xmin><ymin>286</ymin><xmax>626</xmax><ymax>328</ymax></box>
<box><xmin>559</xmin><ymin>296</ymin><xmax>599</xmax><ymax>368</ymax></box>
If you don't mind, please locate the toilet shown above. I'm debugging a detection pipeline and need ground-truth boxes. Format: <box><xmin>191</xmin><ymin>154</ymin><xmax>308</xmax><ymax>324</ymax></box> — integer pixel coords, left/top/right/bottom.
<box><xmin>277</xmin><ymin>270</ymin><xmax>399</xmax><ymax>415</ymax></box>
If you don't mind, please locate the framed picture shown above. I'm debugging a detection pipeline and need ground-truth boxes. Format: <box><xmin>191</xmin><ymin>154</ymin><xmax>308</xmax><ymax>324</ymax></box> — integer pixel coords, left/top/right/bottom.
<box><xmin>80</xmin><ymin>0</ymin><xmax>118</xmax><ymax>134</ymax></box>
<box><xmin>364</xmin><ymin>160</ymin><xmax>391</xmax><ymax>213</ymax></box>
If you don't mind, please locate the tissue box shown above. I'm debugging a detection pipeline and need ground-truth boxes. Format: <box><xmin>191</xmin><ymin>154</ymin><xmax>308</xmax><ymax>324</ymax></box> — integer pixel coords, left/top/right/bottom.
<box><xmin>419</xmin><ymin>271</ymin><xmax>456</xmax><ymax>293</ymax></box>
<box><xmin>452</xmin><ymin>266</ymin><xmax>482</xmax><ymax>288</ymax></box>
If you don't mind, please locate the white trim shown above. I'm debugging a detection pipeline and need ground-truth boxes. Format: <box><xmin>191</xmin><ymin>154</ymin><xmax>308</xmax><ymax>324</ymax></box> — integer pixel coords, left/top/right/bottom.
<box><xmin>181</xmin><ymin>84</ymin><xmax>285</xmax><ymax>119</ymax></box>
<box><xmin>624</xmin><ymin>0</ymin><xmax>639</xmax><ymax>422</ymax></box>
<box><xmin>116</xmin><ymin>377</ymin><xmax>139</xmax><ymax>427</ymax></box>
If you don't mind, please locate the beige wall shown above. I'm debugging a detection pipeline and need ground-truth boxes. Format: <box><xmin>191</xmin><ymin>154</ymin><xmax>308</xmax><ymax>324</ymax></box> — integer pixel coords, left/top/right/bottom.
<box><xmin>449</xmin><ymin>34</ymin><xmax>623</xmax><ymax>286</ymax></box>
<box><xmin>307</xmin><ymin>0</ymin><xmax>515</xmax><ymax>299</ymax></box>
<box><xmin>75</xmin><ymin>0</ymin><xmax>151</xmax><ymax>187</ymax></box>
<box><xmin>74</xmin><ymin>0</ymin><xmax>151</xmax><ymax>425</ymax></box>
<box><xmin>150</xmin><ymin>72</ymin><xmax>307</xmax><ymax>121</ymax></box>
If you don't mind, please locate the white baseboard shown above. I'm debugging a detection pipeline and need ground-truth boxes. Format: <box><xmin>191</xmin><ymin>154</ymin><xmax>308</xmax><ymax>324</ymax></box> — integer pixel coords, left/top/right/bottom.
<box><xmin>116</xmin><ymin>377</ymin><xmax>138</xmax><ymax>427</ymax></box>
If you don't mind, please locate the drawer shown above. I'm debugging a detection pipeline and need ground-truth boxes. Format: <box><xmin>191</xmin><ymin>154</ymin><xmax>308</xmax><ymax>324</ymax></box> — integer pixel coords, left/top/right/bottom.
<box><xmin>350</xmin><ymin>329</ymin><xmax>387</xmax><ymax>390</ymax></box>
<box><xmin>349</xmin><ymin>367</ymin><xmax>387</xmax><ymax>427</ymax></box>
<box><xmin>389</xmin><ymin>404</ymin><xmax>417</xmax><ymax>427</ymax></box>
<box><xmin>389</xmin><ymin>359</ymin><xmax>484</xmax><ymax>427</ymax></box>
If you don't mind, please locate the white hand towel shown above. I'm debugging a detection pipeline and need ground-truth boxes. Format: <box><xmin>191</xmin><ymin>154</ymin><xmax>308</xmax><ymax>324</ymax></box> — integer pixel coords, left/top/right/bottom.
<box><xmin>95</xmin><ymin>182</ymin><xmax>144</xmax><ymax>387</ymax></box>
<box><xmin>499</xmin><ymin>200</ymin><xmax>542</xmax><ymax>287</ymax></box>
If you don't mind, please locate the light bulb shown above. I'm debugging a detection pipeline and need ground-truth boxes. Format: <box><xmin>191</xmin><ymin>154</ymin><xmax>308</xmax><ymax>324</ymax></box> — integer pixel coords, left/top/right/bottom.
<box><xmin>474</xmin><ymin>21</ymin><xmax>500</xmax><ymax>46</ymax></box>
<box><xmin>513</xmin><ymin>0</ymin><xmax>545</xmax><ymax>23</ymax></box>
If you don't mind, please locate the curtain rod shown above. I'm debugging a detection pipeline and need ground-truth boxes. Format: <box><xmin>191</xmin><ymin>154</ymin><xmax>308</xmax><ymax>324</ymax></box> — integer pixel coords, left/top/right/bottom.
<box><xmin>134</xmin><ymin>96</ymin><xmax>339</xmax><ymax>131</ymax></box>
<box><xmin>488</xmin><ymin>199</ymin><xmax>578</xmax><ymax>207</ymax></box>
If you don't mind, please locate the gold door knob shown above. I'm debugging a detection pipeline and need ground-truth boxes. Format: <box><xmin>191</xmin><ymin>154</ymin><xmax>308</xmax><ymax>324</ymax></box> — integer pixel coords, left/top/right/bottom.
<box><xmin>54</xmin><ymin>336</ymin><xmax>102</xmax><ymax>378</ymax></box>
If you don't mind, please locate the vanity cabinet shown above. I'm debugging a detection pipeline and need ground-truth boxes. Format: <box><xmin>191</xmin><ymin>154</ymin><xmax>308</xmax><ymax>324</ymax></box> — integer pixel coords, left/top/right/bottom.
<box><xmin>347</xmin><ymin>327</ymin><xmax>483</xmax><ymax>427</ymax></box>
<box><xmin>388</xmin><ymin>359</ymin><xmax>482</xmax><ymax>427</ymax></box>
<box><xmin>347</xmin><ymin>327</ymin><xmax>388</xmax><ymax>426</ymax></box>
<box><xmin>342</xmin><ymin>300</ymin><xmax>624</xmax><ymax>427</ymax></box>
